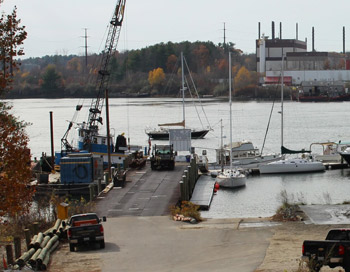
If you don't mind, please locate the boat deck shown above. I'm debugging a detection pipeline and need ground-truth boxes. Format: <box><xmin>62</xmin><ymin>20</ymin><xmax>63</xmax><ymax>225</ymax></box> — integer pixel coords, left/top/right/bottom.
<box><xmin>190</xmin><ymin>174</ymin><xmax>216</xmax><ymax>210</ymax></box>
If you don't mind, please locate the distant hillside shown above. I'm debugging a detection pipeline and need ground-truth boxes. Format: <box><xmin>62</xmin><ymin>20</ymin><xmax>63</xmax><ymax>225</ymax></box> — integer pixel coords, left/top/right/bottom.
<box><xmin>4</xmin><ymin>41</ymin><xmax>268</xmax><ymax>99</ymax></box>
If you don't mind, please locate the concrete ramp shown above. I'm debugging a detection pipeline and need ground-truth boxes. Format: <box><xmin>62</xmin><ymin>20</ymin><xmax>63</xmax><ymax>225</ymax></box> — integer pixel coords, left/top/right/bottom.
<box><xmin>300</xmin><ymin>204</ymin><xmax>350</xmax><ymax>224</ymax></box>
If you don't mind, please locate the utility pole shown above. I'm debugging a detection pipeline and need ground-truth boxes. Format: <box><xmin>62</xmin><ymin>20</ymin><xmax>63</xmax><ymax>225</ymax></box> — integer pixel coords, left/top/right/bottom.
<box><xmin>81</xmin><ymin>28</ymin><xmax>89</xmax><ymax>73</ymax></box>
<box><xmin>223</xmin><ymin>22</ymin><xmax>227</xmax><ymax>52</ymax></box>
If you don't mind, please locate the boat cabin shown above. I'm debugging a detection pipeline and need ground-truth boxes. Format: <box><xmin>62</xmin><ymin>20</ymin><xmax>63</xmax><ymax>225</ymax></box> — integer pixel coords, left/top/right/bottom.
<box><xmin>216</xmin><ymin>141</ymin><xmax>259</xmax><ymax>165</ymax></box>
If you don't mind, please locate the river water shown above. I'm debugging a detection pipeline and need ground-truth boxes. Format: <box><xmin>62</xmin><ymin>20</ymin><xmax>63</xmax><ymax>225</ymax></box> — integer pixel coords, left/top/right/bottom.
<box><xmin>7</xmin><ymin>98</ymin><xmax>350</xmax><ymax>218</ymax></box>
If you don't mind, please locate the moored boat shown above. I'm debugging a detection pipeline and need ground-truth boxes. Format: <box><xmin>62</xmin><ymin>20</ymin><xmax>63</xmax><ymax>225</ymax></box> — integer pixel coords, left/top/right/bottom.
<box><xmin>145</xmin><ymin>52</ymin><xmax>211</xmax><ymax>140</ymax></box>
<box><xmin>259</xmin><ymin>158</ymin><xmax>325</xmax><ymax>174</ymax></box>
<box><xmin>259</xmin><ymin>56</ymin><xmax>325</xmax><ymax>174</ymax></box>
<box><xmin>216</xmin><ymin>140</ymin><xmax>282</xmax><ymax>169</ymax></box>
<box><xmin>146</xmin><ymin>127</ymin><xmax>209</xmax><ymax>140</ymax></box>
<box><xmin>215</xmin><ymin>52</ymin><xmax>246</xmax><ymax>188</ymax></box>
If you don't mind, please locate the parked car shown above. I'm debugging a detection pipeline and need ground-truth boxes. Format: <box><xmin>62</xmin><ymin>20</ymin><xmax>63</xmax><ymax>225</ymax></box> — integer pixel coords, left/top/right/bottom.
<box><xmin>67</xmin><ymin>213</ymin><xmax>106</xmax><ymax>252</ymax></box>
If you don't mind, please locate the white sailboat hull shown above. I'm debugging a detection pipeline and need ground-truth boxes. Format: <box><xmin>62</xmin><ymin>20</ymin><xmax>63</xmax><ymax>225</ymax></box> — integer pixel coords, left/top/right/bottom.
<box><xmin>259</xmin><ymin>159</ymin><xmax>325</xmax><ymax>174</ymax></box>
<box><xmin>216</xmin><ymin>170</ymin><xmax>246</xmax><ymax>188</ymax></box>
<box><xmin>232</xmin><ymin>154</ymin><xmax>283</xmax><ymax>169</ymax></box>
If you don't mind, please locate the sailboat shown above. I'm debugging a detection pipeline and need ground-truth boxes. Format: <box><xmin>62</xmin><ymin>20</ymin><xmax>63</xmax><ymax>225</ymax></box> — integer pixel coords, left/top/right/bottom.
<box><xmin>258</xmin><ymin>55</ymin><xmax>325</xmax><ymax>174</ymax></box>
<box><xmin>215</xmin><ymin>52</ymin><xmax>246</xmax><ymax>188</ymax></box>
<box><xmin>145</xmin><ymin>52</ymin><xmax>210</xmax><ymax>140</ymax></box>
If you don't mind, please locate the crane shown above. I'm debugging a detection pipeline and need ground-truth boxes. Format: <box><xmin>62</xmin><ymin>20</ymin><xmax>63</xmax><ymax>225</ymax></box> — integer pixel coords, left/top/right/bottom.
<box><xmin>61</xmin><ymin>0</ymin><xmax>126</xmax><ymax>152</ymax></box>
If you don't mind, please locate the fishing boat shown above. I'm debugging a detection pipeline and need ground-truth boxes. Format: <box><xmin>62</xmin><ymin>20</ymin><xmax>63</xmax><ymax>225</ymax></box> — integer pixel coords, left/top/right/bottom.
<box><xmin>145</xmin><ymin>52</ymin><xmax>210</xmax><ymax>140</ymax></box>
<box><xmin>215</xmin><ymin>52</ymin><xmax>246</xmax><ymax>188</ymax></box>
<box><xmin>259</xmin><ymin>56</ymin><xmax>325</xmax><ymax>174</ymax></box>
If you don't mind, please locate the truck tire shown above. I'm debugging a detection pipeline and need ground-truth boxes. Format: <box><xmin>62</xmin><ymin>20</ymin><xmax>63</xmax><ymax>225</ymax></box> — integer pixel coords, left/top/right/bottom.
<box><xmin>69</xmin><ymin>244</ymin><xmax>75</xmax><ymax>252</ymax></box>
<box><xmin>151</xmin><ymin>161</ymin><xmax>155</xmax><ymax>170</ymax></box>
<box><xmin>100</xmin><ymin>240</ymin><xmax>105</xmax><ymax>249</ymax></box>
<box><xmin>169</xmin><ymin>161</ymin><xmax>175</xmax><ymax>170</ymax></box>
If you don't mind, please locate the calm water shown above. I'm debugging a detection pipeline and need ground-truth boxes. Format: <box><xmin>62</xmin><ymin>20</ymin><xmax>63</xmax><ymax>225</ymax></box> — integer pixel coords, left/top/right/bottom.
<box><xmin>7</xmin><ymin>98</ymin><xmax>350</xmax><ymax>218</ymax></box>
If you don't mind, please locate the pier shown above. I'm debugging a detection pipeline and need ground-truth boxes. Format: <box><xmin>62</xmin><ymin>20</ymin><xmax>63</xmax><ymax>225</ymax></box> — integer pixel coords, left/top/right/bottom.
<box><xmin>190</xmin><ymin>174</ymin><xmax>216</xmax><ymax>210</ymax></box>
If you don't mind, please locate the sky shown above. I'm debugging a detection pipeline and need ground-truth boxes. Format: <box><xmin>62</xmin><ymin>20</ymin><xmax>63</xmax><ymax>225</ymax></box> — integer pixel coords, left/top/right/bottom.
<box><xmin>1</xmin><ymin>0</ymin><xmax>350</xmax><ymax>59</ymax></box>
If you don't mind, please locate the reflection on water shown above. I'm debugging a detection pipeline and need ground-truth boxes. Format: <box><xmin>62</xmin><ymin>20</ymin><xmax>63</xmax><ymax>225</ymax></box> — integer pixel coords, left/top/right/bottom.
<box><xmin>201</xmin><ymin>169</ymin><xmax>350</xmax><ymax>219</ymax></box>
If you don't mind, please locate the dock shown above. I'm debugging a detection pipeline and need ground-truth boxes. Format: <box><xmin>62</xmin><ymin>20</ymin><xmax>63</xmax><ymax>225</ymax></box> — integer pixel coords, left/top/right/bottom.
<box><xmin>324</xmin><ymin>162</ymin><xmax>349</xmax><ymax>170</ymax></box>
<box><xmin>190</xmin><ymin>174</ymin><xmax>216</xmax><ymax>210</ymax></box>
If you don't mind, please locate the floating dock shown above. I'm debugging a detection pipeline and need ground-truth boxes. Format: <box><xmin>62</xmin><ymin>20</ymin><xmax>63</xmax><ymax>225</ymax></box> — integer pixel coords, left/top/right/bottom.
<box><xmin>190</xmin><ymin>174</ymin><xmax>216</xmax><ymax>210</ymax></box>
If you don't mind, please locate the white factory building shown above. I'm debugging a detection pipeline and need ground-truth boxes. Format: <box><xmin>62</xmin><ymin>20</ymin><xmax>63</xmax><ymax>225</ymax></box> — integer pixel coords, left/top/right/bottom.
<box><xmin>256</xmin><ymin>35</ymin><xmax>350</xmax><ymax>86</ymax></box>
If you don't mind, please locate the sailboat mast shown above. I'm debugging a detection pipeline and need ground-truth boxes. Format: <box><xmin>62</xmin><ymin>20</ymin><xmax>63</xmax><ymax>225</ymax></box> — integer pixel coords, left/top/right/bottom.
<box><xmin>181</xmin><ymin>52</ymin><xmax>185</xmax><ymax>127</ymax></box>
<box><xmin>281</xmin><ymin>55</ymin><xmax>284</xmax><ymax>149</ymax></box>
<box><xmin>220</xmin><ymin>119</ymin><xmax>224</xmax><ymax>171</ymax></box>
<box><xmin>229</xmin><ymin>52</ymin><xmax>233</xmax><ymax>171</ymax></box>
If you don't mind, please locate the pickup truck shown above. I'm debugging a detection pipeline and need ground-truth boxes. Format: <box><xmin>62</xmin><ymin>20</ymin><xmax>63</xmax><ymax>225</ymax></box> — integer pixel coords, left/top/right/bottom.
<box><xmin>302</xmin><ymin>229</ymin><xmax>350</xmax><ymax>271</ymax></box>
<box><xmin>67</xmin><ymin>213</ymin><xmax>106</xmax><ymax>252</ymax></box>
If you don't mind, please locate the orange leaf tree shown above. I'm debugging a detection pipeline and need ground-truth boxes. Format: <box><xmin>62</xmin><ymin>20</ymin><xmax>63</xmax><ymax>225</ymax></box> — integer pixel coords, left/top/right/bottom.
<box><xmin>148</xmin><ymin>67</ymin><xmax>165</xmax><ymax>87</ymax></box>
<box><xmin>0</xmin><ymin>6</ymin><xmax>27</xmax><ymax>96</ymax></box>
<box><xmin>0</xmin><ymin>104</ymin><xmax>34</xmax><ymax>220</ymax></box>
<box><xmin>234</xmin><ymin>66</ymin><xmax>253</xmax><ymax>92</ymax></box>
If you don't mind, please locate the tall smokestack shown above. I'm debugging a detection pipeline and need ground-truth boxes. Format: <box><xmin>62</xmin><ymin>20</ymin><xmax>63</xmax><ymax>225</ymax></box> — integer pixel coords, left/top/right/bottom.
<box><xmin>343</xmin><ymin>26</ymin><xmax>346</xmax><ymax>54</ymax></box>
<box><xmin>258</xmin><ymin>22</ymin><xmax>261</xmax><ymax>39</ymax></box>
<box><xmin>280</xmin><ymin>22</ymin><xmax>282</xmax><ymax>39</ymax></box>
<box><xmin>272</xmin><ymin>21</ymin><xmax>275</xmax><ymax>40</ymax></box>
<box><xmin>312</xmin><ymin>27</ymin><xmax>315</xmax><ymax>52</ymax></box>
<box><xmin>296</xmin><ymin>23</ymin><xmax>298</xmax><ymax>40</ymax></box>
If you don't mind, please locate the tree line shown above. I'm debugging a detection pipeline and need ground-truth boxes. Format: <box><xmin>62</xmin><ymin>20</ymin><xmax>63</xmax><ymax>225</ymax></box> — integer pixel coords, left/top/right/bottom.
<box><xmin>3</xmin><ymin>40</ymin><xmax>270</xmax><ymax>99</ymax></box>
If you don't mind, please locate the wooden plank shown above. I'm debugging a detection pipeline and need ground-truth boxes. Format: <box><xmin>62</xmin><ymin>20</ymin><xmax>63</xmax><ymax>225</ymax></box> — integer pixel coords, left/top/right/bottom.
<box><xmin>190</xmin><ymin>174</ymin><xmax>216</xmax><ymax>210</ymax></box>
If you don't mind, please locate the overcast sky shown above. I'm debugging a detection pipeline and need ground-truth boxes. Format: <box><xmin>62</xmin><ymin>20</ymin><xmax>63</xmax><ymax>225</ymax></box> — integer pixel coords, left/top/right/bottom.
<box><xmin>1</xmin><ymin>0</ymin><xmax>349</xmax><ymax>58</ymax></box>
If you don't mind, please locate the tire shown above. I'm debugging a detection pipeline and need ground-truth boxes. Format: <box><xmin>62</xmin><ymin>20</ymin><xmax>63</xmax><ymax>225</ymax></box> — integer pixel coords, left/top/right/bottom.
<box><xmin>69</xmin><ymin>243</ymin><xmax>75</xmax><ymax>252</ymax></box>
<box><xmin>151</xmin><ymin>161</ymin><xmax>155</xmax><ymax>170</ymax></box>
<box><xmin>100</xmin><ymin>240</ymin><xmax>105</xmax><ymax>249</ymax></box>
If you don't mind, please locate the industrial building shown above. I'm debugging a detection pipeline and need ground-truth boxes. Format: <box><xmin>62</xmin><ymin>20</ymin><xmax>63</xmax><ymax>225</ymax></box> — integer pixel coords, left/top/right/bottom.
<box><xmin>256</xmin><ymin>22</ymin><xmax>350</xmax><ymax>86</ymax></box>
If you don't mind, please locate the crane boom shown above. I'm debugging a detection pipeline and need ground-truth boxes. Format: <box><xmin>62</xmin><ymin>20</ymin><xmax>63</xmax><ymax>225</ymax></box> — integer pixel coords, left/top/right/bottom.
<box><xmin>84</xmin><ymin>0</ymin><xmax>126</xmax><ymax>148</ymax></box>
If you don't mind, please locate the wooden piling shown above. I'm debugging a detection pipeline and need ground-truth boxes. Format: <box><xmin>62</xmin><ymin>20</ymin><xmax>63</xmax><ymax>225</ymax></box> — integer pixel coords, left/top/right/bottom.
<box><xmin>33</xmin><ymin>222</ymin><xmax>39</xmax><ymax>235</ymax></box>
<box><xmin>5</xmin><ymin>245</ymin><xmax>14</xmax><ymax>265</ymax></box>
<box><xmin>89</xmin><ymin>184</ymin><xmax>93</xmax><ymax>201</ymax></box>
<box><xmin>182</xmin><ymin>174</ymin><xmax>188</xmax><ymax>201</ymax></box>
<box><xmin>24</xmin><ymin>229</ymin><xmax>31</xmax><ymax>250</ymax></box>
<box><xmin>98</xmin><ymin>179</ymin><xmax>102</xmax><ymax>193</ymax></box>
<box><xmin>14</xmin><ymin>237</ymin><xmax>21</xmax><ymax>259</ymax></box>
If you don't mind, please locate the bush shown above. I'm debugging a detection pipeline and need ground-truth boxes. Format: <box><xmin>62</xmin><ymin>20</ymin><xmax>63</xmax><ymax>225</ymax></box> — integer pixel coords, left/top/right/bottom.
<box><xmin>273</xmin><ymin>190</ymin><xmax>302</xmax><ymax>221</ymax></box>
<box><xmin>169</xmin><ymin>201</ymin><xmax>202</xmax><ymax>222</ymax></box>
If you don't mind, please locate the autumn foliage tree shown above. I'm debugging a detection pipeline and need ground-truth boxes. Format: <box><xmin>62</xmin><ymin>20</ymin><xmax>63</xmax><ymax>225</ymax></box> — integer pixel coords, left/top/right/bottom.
<box><xmin>148</xmin><ymin>67</ymin><xmax>165</xmax><ymax>87</ymax></box>
<box><xmin>0</xmin><ymin>104</ymin><xmax>34</xmax><ymax>220</ymax></box>
<box><xmin>0</xmin><ymin>3</ymin><xmax>34</xmax><ymax>221</ymax></box>
<box><xmin>0</xmin><ymin>6</ymin><xmax>27</xmax><ymax>96</ymax></box>
<box><xmin>234</xmin><ymin>66</ymin><xmax>253</xmax><ymax>93</ymax></box>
